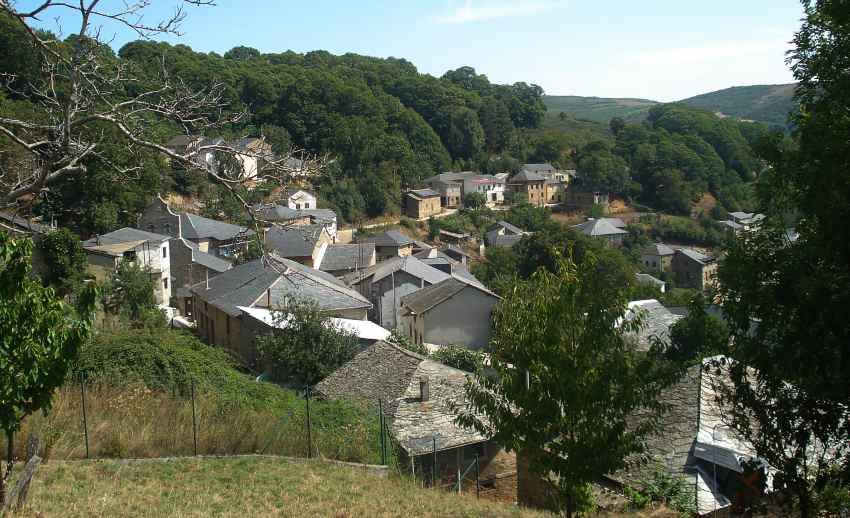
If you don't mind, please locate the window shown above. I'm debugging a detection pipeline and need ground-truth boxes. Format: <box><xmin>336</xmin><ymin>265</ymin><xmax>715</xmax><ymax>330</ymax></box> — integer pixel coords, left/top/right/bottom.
<box><xmin>162</xmin><ymin>247</ymin><xmax>167</xmax><ymax>258</ymax></box>
<box><xmin>163</xmin><ymin>278</ymin><xmax>168</xmax><ymax>290</ymax></box>
<box><xmin>296</xmin><ymin>203</ymin><xmax>301</xmax><ymax>210</ymax></box>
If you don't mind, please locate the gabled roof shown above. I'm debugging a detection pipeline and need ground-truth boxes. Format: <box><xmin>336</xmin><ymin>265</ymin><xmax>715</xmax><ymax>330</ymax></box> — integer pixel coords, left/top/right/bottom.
<box><xmin>485</xmin><ymin>233</ymin><xmax>524</xmax><ymax>248</ymax></box>
<box><xmin>510</xmin><ymin>170</ymin><xmax>546</xmax><ymax>183</ymax></box>
<box><xmin>490</xmin><ymin>220</ymin><xmax>524</xmax><ymax>235</ymax></box>
<box><xmin>319</xmin><ymin>243</ymin><xmax>375</xmax><ymax>273</ymax></box>
<box><xmin>285</xmin><ymin>188</ymin><xmax>316</xmax><ymax>199</ymax></box>
<box><xmin>572</xmin><ymin>218</ymin><xmax>629</xmax><ymax>237</ymax></box>
<box><xmin>359</xmin><ymin>230</ymin><xmax>413</xmax><ymax>247</ymax></box>
<box><xmin>0</xmin><ymin>212</ymin><xmax>53</xmax><ymax>235</ymax></box>
<box><xmin>180</xmin><ymin>213</ymin><xmax>253</xmax><ymax>241</ymax></box>
<box><xmin>676</xmin><ymin>248</ymin><xmax>714</xmax><ymax>265</ymax></box>
<box><xmin>621</xmin><ymin>299</ymin><xmax>683</xmax><ymax>351</ymax></box>
<box><xmin>83</xmin><ymin>227</ymin><xmax>171</xmax><ymax>247</ymax></box>
<box><xmin>521</xmin><ymin>163</ymin><xmax>556</xmax><ymax>174</ymax></box>
<box><xmin>191</xmin><ymin>254</ymin><xmax>370</xmax><ymax>317</ymax></box>
<box><xmin>264</xmin><ymin>224</ymin><xmax>327</xmax><ymax>258</ymax></box>
<box><xmin>238</xmin><ymin>306</ymin><xmax>390</xmax><ymax>342</ymax></box>
<box><xmin>414</xmin><ymin>247</ymin><xmax>457</xmax><ymax>264</ymax></box>
<box><xmin>401</xmin><ymin>277</ymin><xmax>499</xmax><ymax>315</ymax></box>
<box><xmin>424</xmin><ymin>171</ymin><xmax>479</xmax><ymax>185</ymax></box>
<box><xmin>641</xmin><ymin>242</ymin><xmax>675</xmax><ymax>256</ymax></box>
<box><xmin>406</xmin><ymin>188</ymin><xmax>440</xmax><ymax>200</ymax></box>
<box><xmin>175</xmin><ymin>238</ymin><xmax>232</xmax><ymax>273</ymax></box>
<box><xmin>635</xmin><ymin>273</ymin><xmax>666</xmax><ymax>289</ymax></box>
<box><xmin>314</xmin><ymin>340</ymin><xmax>488</xmax><ymax>454</ymax></box>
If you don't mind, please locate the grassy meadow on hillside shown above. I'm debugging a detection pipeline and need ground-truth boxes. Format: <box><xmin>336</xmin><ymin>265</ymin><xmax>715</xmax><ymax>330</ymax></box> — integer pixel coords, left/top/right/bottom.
<box><xmin>543</xmin><ymin>95</ymin><xmax>659</xmax><ymax>123</ymax></box>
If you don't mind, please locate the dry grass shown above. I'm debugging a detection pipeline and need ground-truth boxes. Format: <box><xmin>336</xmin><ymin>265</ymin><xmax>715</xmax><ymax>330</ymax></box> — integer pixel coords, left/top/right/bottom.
<box><xmin>12</xmin><ymin>383</ymin><xmax>380</xmax><ymax>464</ymax></box>
<box><xmin>14</xmin><ymin>456</ymin><xmax>553</xmax><ymax>517</ymax></box>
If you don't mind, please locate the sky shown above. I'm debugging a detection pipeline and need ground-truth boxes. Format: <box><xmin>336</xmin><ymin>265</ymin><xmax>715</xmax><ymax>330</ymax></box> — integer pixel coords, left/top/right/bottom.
<box><xmin>26</xmin><ymin>0</ymin><xmax>805</xmax><ymax>102</ymax></box>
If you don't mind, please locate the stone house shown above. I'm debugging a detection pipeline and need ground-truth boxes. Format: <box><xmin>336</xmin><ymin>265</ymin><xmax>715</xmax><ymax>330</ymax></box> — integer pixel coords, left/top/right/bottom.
<box><xmin>229</xmin><ymin>136</ymin><xmax>273</xmax><ymax>180</ymax></box>
<box><xmin>164</xmin><ymin>135</ymin><xmax>222</xmax><ymax>172</ymax></box>
<box><xmin>190</xmin><ymin>253</ymin><xmax>371</xmax><ymax>366</ymax></box>
<box><xmin>572</xmin><ymin>218</ymin><xmax>628</xmax><ymax>246</ymax></box>
<box><xmin>168</xmin><ymin>237</ymin><xmax>232</xmax><ymax>316</ymax></box>
<box><xmin>82</xmin><ymin>227</ymin><xmax>172</xmax><ymax>305</ymax></box>
<box><xmin>403</xmin><ymin>189</ymin><xmax>442</xmax><ymax>219</ymax></box>
<box><xmin>317</xmin><ymin>243</ymin><xmax>377</xmax><ymax>277</ymax></box>
<box><xmin>263</xmin><ymin>224</ymin><xmax>333</xmax><ymax>268</ymax></box>
<box><xmin>563</xmin><ymin>190</ymin><xmax>610</xmax><ymax>212</ymax></box>
<box><xmin>429</xmin><ymin>179</ymin><xmax>463</xmax><ymax>208</ymax></box>
<box><xmin>507</xmin><ymin>170</ymin><xmax>546</xmax><ymax>206</ymax></box>
<box><xmin>0</xmin><ymin>211</ymin><xmax>55</xmax><ymax>278</ymax></box>
<box><xmin>315</xmin><ymin>341</ymin><xmax>517</xmax><ymax>498</ymax></box>
<box><xmin>672</xmin><ymin>248</ymin><xmax>717</xmax><ymax>290</ymax></box>
<box><xmin>254</xmin><ymin>204</ymin><xmax>338</xmax><ymax>241</ymax></box>
<box><xmin>640</xmin><ymin>242</ymin><xmax>675</xmax><ymax>272</ymax></box>
<box><xmin>358</xmin><ymin>230</ymin><xmax>414</xmax><ymax>261</ymax></box>
<box><xmin>424</xmin><ymin>172</ymin><xmax>504</xmax><ymax>207</ymax></box>
<box><xmin>139</xmin><ymin>197</ymin><xmax>254</xmax><ymax>258</ymax></box>
<box><xmin>400</xmin><ymin>277</ymin><xmax>501</xmax><ymax>349</ymax></box>
<box><xmin>484</xmin><ymin>220</ymin><xmax>527</xmax><ymax>249</ymax></box>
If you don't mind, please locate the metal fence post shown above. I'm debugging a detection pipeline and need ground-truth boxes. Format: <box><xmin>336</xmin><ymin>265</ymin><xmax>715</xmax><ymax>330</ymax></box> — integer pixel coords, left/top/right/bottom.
<box><xmin>305</xmin><ymin>385</ymin><xmax>312</xmax><ymax>459</ymax></box>
<box><xmin>79</xmin><ymin>371</ymin><xmax>89</xmax><ymax>459</ymax></box>
<box><xmin>432</xmin><ymin>436</ymin><xmax>437</xmax><ymax>488</ymax></box>
<box><xmin>191</xmin><ymin>379</ymin><xmax>198</xmax><ymax>456</ymax></box>
<box><xmin>378</xmin><ymin>399</ymin><xmax>386</xmax><ymax>465</ymax></box>
<box><xmin>475</xmin><ymin>455</ymin><xmax>480</xmax><ymax>499</ymax></box>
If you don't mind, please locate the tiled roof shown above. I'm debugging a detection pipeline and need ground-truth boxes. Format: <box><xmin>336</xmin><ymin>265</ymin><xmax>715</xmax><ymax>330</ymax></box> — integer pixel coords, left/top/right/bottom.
<box><xmin>342</xmin><ymin>255</ymin><xmax>450</xmax><ymax>287</ymax></box>
<box><xmin>180</xmin><ymin>213</ymin><xmax>253</xmax><ymax>241</ymax></box>
<box><xmin>319</xmin><ymin>243</ymin><xmax>375</xmax><ymax>272</ymax></box>
<box><xmin>401</xmin><ymin>277</ymin><xmax>499</xmax><ymax>315</ymax></box>
<box><xmin>264</xmin><ymin>224</ymin><xmax>327</xmax><ymax>258</ymax></box>
<box><xmin>83</xmin><ymin>227</ymin><xmax>170</xmax><ymax>247</ymax></box>
<box><xmin>573</xmin><ymin>218</ymin><xmax>629</xmax><ymax>237</ymax></box>
<box><xmin>191</xmin><ymin>253</ymin><xmax>370</xmax><ymax>317</ymax></box>
<box><xmin>359</xmin><ymin>230</ymin><xmax>413</xmax><ymax>247</ymax></box>
<box><xmin>314</xmin><ymin>341</ymin><xmax>488</xmax><ymax>454</ymax></box>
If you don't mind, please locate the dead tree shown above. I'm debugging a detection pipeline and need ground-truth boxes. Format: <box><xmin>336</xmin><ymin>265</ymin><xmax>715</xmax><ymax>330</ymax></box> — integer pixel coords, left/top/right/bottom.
<box><xmin>0</xmin><ymin>0</ymin><xmax>325</xmax><ymax>241</ymax></box>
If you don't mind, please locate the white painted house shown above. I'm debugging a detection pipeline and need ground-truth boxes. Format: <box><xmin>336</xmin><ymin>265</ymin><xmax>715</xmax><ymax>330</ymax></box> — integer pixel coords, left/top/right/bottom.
<box><xmin>285</xmin><ymin>188</ymin><xmax>317</xmax><ymax>210</ymax></box>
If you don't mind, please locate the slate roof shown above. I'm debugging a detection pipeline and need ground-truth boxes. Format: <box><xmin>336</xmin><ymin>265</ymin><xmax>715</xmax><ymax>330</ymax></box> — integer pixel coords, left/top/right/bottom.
<box><xmin>573</xmin><ymin>218</ymin><xmax>629</xmax><ymax>237</ymax></box>
<box><xmin>264</xmin><ymin>224</ymin><xmax>327</xmax><ymax>257</ymax></box>
<box><xmin>621</xmin><ymin>299</ymin><xmax>683</xmax><ymax>351</ymax></box>
<box><xmin>83</xmin><ymin>227</ymin><xmax>171</xmax><ymax>247</ymax></box>
<box><xmin>424</xmin><ymin>171</ymin><xmax>479</xmax><ymax>184</ymax></box>
<box><xmin>285</xmin><ymin>188</ymin><xmax>316</xmax><ymax>199</ymax></box>
<box><xmin>412</xmin><ymin>240</ymin><xmax>433</xmax><ymax>252</ymax></box>
<box><xmin>490</xmin><ymin>220</ymin><xmax>524</xmax><ymax>235</ymax></box>
<box><xmin>180</xmin><ymin>213</ymin><xmax>253</xmax><ymax>241</ymax></box>
<box><xmin>510</xmin><ymin>170</ymin><xmax>546</xmax><ymax>182</ymax></box>
<box><xmin>179</xmin><ymin>238</ymin><xmax>232</xmax><ymax>272</ymax></box>
<box><xmin>318</xmin><ymin>243</ymin><xmax>375</xmax><ymax>272</ymax></box>
<box><xmin>0</xmin><ymin>212</ymin><xmax>53</xmax><ymax>234</ymax></box>
<box><xmin>635</xmin><ymin>273</ymin><xmax>666</xmax><ymax>290</ymax></box>
<box><xmin>414</xmin><ymin>247</ymin><xmax>457</xmax><ymax>264</ymax></box>
<box><xmin>521</xmin><ymin>163</ymin><xmax>556</xmax><ymax>174</ymax></box>
<box><xmin>642</xmin><ymin>242</ymin><xmax>675</xmax><ymax>256</ymax></box>
<box><xmin>315</xmin><ymin>340</ymin><xmax>488</xmax><ymax>454</ymax></box>
<box><xmin>254</xmin><ymin>205</ymin><xmax>337</xmax><ymax>224</ymax></box>
<box><xmin>485</xmin><ymin>233</ymin><xmax>524</xmax><ymax>248</ymax></box>
<box><xmin>359</xmin><ymin>230</ymin><xmax>413</xmax><ymax>247</ymax></box>
<box><xmin>676</xmin><ymin>248</ymin><xmax>714</xmax><ymax>265</ymax></box>
<box><xmin>406</xmin><ymin>188</ymin><xmax>440</xmax><ymax>200</ymax></box>
<box><xmin>600</xmin><ymin>217</ymin><xmax>626</xmax><ymax>229</ymax></box>
<box><xmin>401</xmin><ymin>277</ymin><xmax>499</xmax><ymax>315</ymax></box>
<box><xmin>191</xmin><ymin>253</ymin><xmax>370</xmax><ymax>317</ymax></box>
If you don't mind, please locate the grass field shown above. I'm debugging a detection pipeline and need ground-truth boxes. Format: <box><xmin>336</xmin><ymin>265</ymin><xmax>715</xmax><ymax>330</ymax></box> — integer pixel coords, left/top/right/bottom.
<box><xmin>13</xmin><ymin>456</ymin><xmax>552</xmax><ymax>517</ymax></box>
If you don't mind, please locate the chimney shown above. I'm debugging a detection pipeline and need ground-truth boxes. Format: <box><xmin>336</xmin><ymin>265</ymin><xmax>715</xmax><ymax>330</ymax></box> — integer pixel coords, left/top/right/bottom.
<box><xmin>419</xmin><ymin>377</ymin><xmax>430</xmax><ymax>402</ymax></box>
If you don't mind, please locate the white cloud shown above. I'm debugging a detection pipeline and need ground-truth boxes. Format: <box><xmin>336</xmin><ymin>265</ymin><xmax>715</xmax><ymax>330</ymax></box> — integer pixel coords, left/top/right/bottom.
<box><xmin>628</xmin><ymin>38</ymin><xmax>791</xmax><ymax>67</ymax></box>
<box><xmin>428</xmin><ymin>0</ymin><xmax>562</xmax><ymax>25</ymax></box>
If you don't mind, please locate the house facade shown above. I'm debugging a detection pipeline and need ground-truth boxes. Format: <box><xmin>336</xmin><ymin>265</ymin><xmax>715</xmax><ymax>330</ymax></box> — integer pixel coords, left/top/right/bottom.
<box><xmin>359</xmin><ymin>230</ymin><xmax>414</xmax><ymax>261</ymax></box>
<box><xmin>403</xmin><ymin>189</ymin><xmax>442</xmax><ymax>219</ymax></box>
<box><xmin>168</xmin><ymin>237</ymin><xmax>232</xmax><ymax>316</ymax></box>
<box><xmin>263</xmin><ymin>224</ymin><xmax>333</xmax><ymax>268</ymax></box>
<box><xmin>640</xmin><ymin>242</ymin><xmax>675</xmax><ymax>272</ymax></box>
<box><xmin>285</xmin><ymin>188</ymin><xmax>317</xmax><ymax>210</ymax></box>
<box><xmin>318</xmin><ymin>243</ymin><xmax>377</xmax><ymax>277</ymax></box>
<box><xmin>672</xmin><ymin>248</ymin><xmax>718</xmax><ymax>290</ymax></box>
<box><xmin>507</xmin><ymin>170</ymin><xmax>546</xmax><ymax>206</ymax></box>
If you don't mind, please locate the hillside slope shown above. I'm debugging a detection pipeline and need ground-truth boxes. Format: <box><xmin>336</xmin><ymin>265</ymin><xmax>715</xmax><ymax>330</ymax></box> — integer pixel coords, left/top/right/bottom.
<box><xmin>19</xmin><ymin>457</ymin><xmax>552</xmax><ymax>517</ymax></box>
<box><xmin>544</xmin><ymin>83</ymin><xmax>796</xmax><ymax>127</ymax></box>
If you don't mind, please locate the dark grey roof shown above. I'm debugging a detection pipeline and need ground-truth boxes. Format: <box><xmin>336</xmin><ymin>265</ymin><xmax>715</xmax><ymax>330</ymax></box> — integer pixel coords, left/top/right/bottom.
<box><xmin>443</xmin><ymin>244</ymin><xmax>471</xmax><ymax>257</ymax></box>
<box><xmin>406</xmin><ymin>188</ymin><xmax>440</xmax><ymax>199</ymax></box>
<box><xmin>600</xmin><ymin>217</ymin><xmax>626</xmax><ymax>229</ymax></box>
<box><xmin>491</xmin><ymin>220</ymin><xmax>524</xmax><ymax>235</ymax></box>
<box><xmin>359</xmin><ymin>230</ymin><xmax>413</xmax><ymax>247</ymax></box>
<box><xmin>82</xmin><ymin>227</ymin><xmax>170</xmax><ymax>246</ymax></box>
<box><xmin>521</xmin><ymin>163</ymin><xmax>556</xmax><ymax>174</ymax></box>
<box><xmin>191</xmin><ymin>254</ymin><xmax>370</xmax><ymax>317</ymax></box>
<box><xmin>180</xmin><ymin>213</ymin><xmax>253</xmax><ymax>241</ymax></box>
<box><xmin>300</xmin><ymin>208</ymin><xmax>337</xmax><ymax>222</ymax></box>
<box><xmin>264</xmin><ymin>224</ymin><xmax>326</xmax><ymax>257</ymax></box>
<box><xmin>414</xmin><ymin>247</ymin><xmax>457</xmax><ymax>264</ymax></box>
<box><xmin>511</xmin><ymin>170</ymin><xmax>546</xmax><ymax>182</ymax></box>
<box><xmin>485</xmin><ymin>232</ymin><xmax>524</xmax><ymax>248</ymax></box>
<box><xmin>623</xmin><ymin>300</ymin><xmax>683</xmax><ymax>351</ymax></box>
<box><xmin>179</xmin><ymin>238</ymin><xmax>232</xmax><ymax>272</ymax></box>
<box><xmin>285</xmin><ymin>188</ymin><xmax>315</xmax><ymax>198</ymax></box>
<box><xmin>0</xmin><ymin>212</ymin><xmax>53</xmax><ymax>234</ymax></box>
<box><xmin>676</xmin><ymin>248</ymin><xmax>714</xmax><ymax>265</ymax></box>
<box><xmin>342</xmin><ymin>255</ymin><xmax>451</xmax><ymax>287</ymax></box>
<box><xmin>412</xmin><ymin>240</ymin><xmax>432</xmax><ymax>252</ymax></box>
<box><xmin>642</xmin><ymin>242</ymin><xmax>675</xmax><ymax>256</ymax></box>
<box><xmin>315</xmin><ymin>340</ymin><xmax>487</xmax><ymax>454</ymax></box>
<box><xmin>424</xmin><ymin>171</ymin><xmax>478</xmax><ymax>184</ymax></box>
<box><xmin>319</xmin><ymin>243</ymin><xmax>375</xmax><ymax>273</ymax></box>
<box><xmin>401</xmin><ymin>277</ymin><xmax>498</xmax><ymax>315</ymax></box>
<box><xmin>255</xmin><ymin>205</ymin><xmax>302</xmax><ymax>221</ymax></box>
<box><xmin>635</xmin><ymin>273</ymin><xmax>666</xmax><ymax>289</ymax></box>
<box><xmin>573</xmin><ymin>218</ymin><xmax>629</xmax><ymax>237</ymax></box>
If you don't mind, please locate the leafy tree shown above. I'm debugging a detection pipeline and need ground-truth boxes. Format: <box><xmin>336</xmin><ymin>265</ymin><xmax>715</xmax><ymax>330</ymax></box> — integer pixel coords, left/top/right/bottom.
<box><xmin>609</xmin><ymin>116</ymin><xmax>626</xmax><ymax>136</ymax></box>
<box><xmin>716</xmin><ymin>2</ymin><xmax>850</xmax><ymax>515</ymax></box>
<box><xmin>664</xmin><ymin>295</ymin><xmax>728</xmax><ymax>364</ymax></box>
<box><xmin>37</xmin><ymin>228</ymin><xmax>87</xmax><ymax>296</ymax></box>
<box><xmin>0</xmin><ymin>235</ymin><xmax>95</xmax><ymax>504</ymax></box>
<box><xmin>430</xmin><ymin>344</ymin><xmax>484</xmax><ymax>372</ymax></box>
<box><xmin>463</xmin><ymin>192</ymin><xmax>486</xmax><ymax>210</ymax></box>
<box><xmin>459</xmin><ymin>251</ymin><xmax>676</xmax><ymax>516</ymax></box>
<box><xmin>256</xmin><ymin>300</ymin><xmax>359</xmax><ymax>386</ymax></box>
<box><xmin>102</xmin><ymin>260</ymin><xmax>159</xmax><ymax>323</ymax></box>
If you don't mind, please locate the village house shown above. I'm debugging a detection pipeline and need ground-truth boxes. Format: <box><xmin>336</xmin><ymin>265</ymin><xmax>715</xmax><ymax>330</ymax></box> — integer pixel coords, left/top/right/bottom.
<box><xmin>164</xmin><ymin>135</ymin><xmax>222</xmax><ymax>172</ymax></box>
<box><xmin>358</xmin><ymin>230</ymin><xmax>414</xmax><ymax>261</ymax></box>
<box><xmin>438</xmin><ymin>230</ymin><xmax>471</xmax><ymax>247</ymax></box>
<box><xmin>284</xmin><ymin>188</ymin><xmax>316</xmax><ymax>210</ymax></box>
<box><xmin>507</xmin><ymin>169</ymin><xmax>547</xmax><ymax>206</ymax></box>
<box><xmin>521</xmin><ymin>163</ymin><xmax>574</xmax><ymax>184</ymax></box>
<box><xmin>400</xmin><ymin>277</ymin><xmax>501</xmax><ymax>350</ymax></box>
<box><xmin>441</xmin><ymin>243</ymin><xmax>471</xmax><ymax>265</ymax></box>
<box><xmin>634</xmin><ymin>272</ymin><xmax>667</xmax><ymax>293</ymax></box>
<box><xmin>424</xmin><ymin>171</ymin><xmax>505</xmax><ymax>207</ymax></box>
<box><xmin>315</xmin><ymin>341</ymin><xmax>517</xmax><ymax>498</ymax></box>
<box><xmin>403</xmin><ymin>189</ymin><xmax>442</xmax><ymax>219</ymax></box>
<box><xmin>81</xmin><ymin>228</ymin><xmax>172</xmax><ymax>305</ymax></box>
<box><xmin>343</xmin><ymin>255</ymin><xmax>469</xmax><ymax>330</ymax></box>
<box><xmin>263</xmin><ymin>224</ymin><xmax>333</xmax><ymax>268</ymax></box>
<box><xmin>520</xmin><ymin>164</ymin><xmax>569</xmax><ymax>205</ymax></box>
<box><xmin>139</xmin><ymin>197</ymin><xmax>254</xmax><ymax>258</ymax></box>
<box><xmin>190</xmin><ymin>253</ymin><xmax>371</xmax><ymax>366</ymax></box>
<box><xmin>168</xmin><ymin>237</ymin><xmax>232</xmax><ymax>317</ymax></box>
<box><xmin>413</xmin><ymin>247</ymin><xmax>457</xmax><ymax>274</ymax></box>
<box><xmin>462</xmin><ymin>174</ymin><xmax>505</xmax><ymax>206</ymax></box>
<box><xmin>572</xmin><ymin>218</ymin><xmax>628</xmax><ymax>246</ymax></box>
<box><xmin>640</xmin><ymin>242</ymin><xmax>675</xmax><ymax>272</ymax></box>
<box><xmin>0</xmin><ymin>211</ymin><xmax>55</xmax><ymax>277</ymax></box>
<box><xmin>229</xmin><ymin>136</ymin><xmax>274</xmax><ymax>180</ymax></box>
<box><xmin>428</xmin><ymin>179</ymin><xmax>463</xmax><ymax>208</ymax></box>
<box><xmin>672</xmin><ymin>248</ymin><xmax>718</xmax><ymax>290</ymax></box>
<box><xmin>484</xmin><ymin>220</ymin><xmax>527</xmax><ymax>249</ymax></box>
<box><xmin>318</xmin><ymin>243</ymin><xmax>377</xmax><ymax>277</ymax></box>
<box><xmin>563</xmin><ymin>190</ymin><xmax>610</xmax><ymax>212</ymax></box>
<box><xmin>621</xmin><ymin>299</ymin><xmax>683</xmax><ymax>350</ymax></box>
<box><xmin>254</xmin><ymin>203</ymin><xmax>339</xmax><ymax>241</ymax></box>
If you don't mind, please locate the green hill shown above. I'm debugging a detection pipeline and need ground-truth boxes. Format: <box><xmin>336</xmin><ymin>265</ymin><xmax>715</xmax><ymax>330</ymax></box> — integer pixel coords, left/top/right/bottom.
<box><xmin>678</xmin><ymin>83</ymin><xmax>796</xmax><ymax>127</ymax></box>
<box><xmin>544</xmin><ymin>84</ymin><xmax>796</xmax><ymax>127</ymax></box>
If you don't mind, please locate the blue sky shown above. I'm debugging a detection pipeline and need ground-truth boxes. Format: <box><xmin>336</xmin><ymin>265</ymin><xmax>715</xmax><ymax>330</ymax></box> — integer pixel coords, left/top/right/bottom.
<box><xmin>29</xmin><ymin>0</ymin><xmax>805</xmax><ymax>101</ymax></box>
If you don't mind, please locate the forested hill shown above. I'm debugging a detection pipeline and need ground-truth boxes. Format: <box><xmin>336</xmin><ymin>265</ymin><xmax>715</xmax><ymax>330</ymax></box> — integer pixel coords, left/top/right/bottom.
<box><xmin>543</xmin><ymin>83</ymin><xmax>796</xmax><ymax>127</ymax></box>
